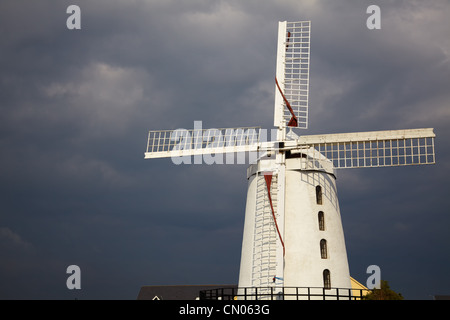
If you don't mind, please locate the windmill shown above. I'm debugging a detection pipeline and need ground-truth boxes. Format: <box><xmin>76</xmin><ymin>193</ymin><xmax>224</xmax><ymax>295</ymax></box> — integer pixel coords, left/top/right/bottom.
<box><xmin>144</xmin><ymin>21</ymin><xmax>436</xmax><ymax>299</ymax></box>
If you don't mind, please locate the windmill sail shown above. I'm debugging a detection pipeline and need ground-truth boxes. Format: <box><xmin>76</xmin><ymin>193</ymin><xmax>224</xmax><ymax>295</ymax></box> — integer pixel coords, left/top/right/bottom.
<box><xmin>146</xmin><ymin>126</ymin><xmax>436</xmax><ymax>169</ymax></box>
<box><xmin>295</xmin><ymin>128</ymin><xmax>436</xmax><ymax>169</ymax></box>
<box><xmin>274</xmin><ymin>21</ymin><xmax>311</xmax><ymax>129</ymax></box>
<box><xmin>145</xmin><ymin>126</ymin><xmax>263</xmax><ymax>159</ymax></box>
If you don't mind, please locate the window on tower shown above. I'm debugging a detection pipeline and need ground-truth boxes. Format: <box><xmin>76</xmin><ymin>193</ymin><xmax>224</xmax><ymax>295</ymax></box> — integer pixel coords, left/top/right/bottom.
<box><xmin>320</xmin><ymin>239</ymin><xmax>328</xmax><ymax>259</ymax></box>
<box><xmin>316</xmin><ymin>185</ymin><xmax>323</xmax><ymax>205</ymax></box>
<box><xmin>323</xmin><ymin>269</ymin><xmax>331</xmax><ymax>289</ymax></box>
<box><xmin>318</xmin><ymin>211</ymin><xmax>325</xmax><ymax>231</ymax></box>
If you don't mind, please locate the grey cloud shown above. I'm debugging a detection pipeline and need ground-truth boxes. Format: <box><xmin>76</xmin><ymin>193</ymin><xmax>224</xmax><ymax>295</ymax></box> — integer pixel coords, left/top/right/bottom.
<box><xmin>0</xmin><ymin>0</ymin><xmax>449</xmax><ymax>299</ymax></box>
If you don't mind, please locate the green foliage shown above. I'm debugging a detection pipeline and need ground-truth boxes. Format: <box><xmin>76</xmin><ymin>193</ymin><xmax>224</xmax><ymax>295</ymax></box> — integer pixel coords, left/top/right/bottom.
<box><xmin>363</xmin><ymin>280</ymin><xmax>404</xmax><ymax>300</ymax></box>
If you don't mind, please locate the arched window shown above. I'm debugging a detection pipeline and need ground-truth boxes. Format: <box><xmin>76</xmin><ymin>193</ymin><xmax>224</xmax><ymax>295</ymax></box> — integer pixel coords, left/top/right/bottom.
<box><xmin>323</xmin><ymin>269</ymin><xmax>331</xmax><ymax>289</ymax></box>
<box><xmin>318</xmin><ymin>211</ymin><xmax>325</xmax><ymax>231</ymax></box>
<box><xmin>316</xmin><ymin>185</ymin><xmax>323</xmax><ymax>205</ymax></box>
<box><xmin>320</xmin><ymin>239</ymin><xmax>328</xmax><ymax>259</ymax></box>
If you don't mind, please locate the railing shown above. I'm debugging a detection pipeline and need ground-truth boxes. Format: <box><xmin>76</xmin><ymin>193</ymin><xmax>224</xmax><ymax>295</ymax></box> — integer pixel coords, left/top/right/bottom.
<box><xmin>199</xmin><ymin>286</ymin><xmax>371</xmax><ymax>300</ymax></box>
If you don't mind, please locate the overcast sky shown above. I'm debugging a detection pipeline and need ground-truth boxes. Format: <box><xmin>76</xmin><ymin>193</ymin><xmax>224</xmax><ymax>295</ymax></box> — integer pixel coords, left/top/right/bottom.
<box><xmin>1</xmin><ymin>0</ymin><xmax>449</xmax><ymax>299</ymax></box>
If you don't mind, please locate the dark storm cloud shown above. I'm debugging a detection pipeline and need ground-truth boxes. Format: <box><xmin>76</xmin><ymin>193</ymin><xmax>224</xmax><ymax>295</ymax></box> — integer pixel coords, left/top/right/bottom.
<box><xmin>0</xmin><ymin>0</ymin><xmax>449</xmax><ymax>299</ymax></box>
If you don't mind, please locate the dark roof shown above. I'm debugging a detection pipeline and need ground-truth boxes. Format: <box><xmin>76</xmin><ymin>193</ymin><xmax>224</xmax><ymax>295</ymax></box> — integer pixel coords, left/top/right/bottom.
<box><xmin>434</xmin><ymin>295</ymin><xmax>450</xmax><ymax>300</ymax></box>
<box><xmin>137</xmin><ymin>284</ymin><xmax>238</xmax><ymax>300</ymax></box>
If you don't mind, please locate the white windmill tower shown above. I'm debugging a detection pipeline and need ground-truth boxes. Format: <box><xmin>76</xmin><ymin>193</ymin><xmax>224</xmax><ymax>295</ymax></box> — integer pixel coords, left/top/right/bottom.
<box><xmin>144</xmin><ymin>21</ymin><xmax>436</xmax><ymax>299</ymax></box>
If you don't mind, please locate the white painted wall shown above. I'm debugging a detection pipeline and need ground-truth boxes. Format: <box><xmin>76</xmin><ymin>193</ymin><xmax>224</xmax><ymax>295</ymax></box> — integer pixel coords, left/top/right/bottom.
<box><xmin>238</xmin><ymin>156</ymin><xmax>351</xmax><ymax>296</ymax></box>
<box><xmin>284</xmin><ymin>158</ymin><xmax>351</xmax><ymax>290</ymax></box>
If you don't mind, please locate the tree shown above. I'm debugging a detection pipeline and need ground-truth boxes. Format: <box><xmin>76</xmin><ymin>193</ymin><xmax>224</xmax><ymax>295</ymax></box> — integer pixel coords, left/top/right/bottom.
<box><xmin>363</xmin><ymin>280</ymin><xmax>404</xmax><ymax>300</ymax></box>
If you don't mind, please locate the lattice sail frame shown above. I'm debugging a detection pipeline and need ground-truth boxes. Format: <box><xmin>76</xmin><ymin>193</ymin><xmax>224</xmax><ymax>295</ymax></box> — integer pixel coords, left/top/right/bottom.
<box><xmin>274</xmin><ymin>21</ymin><xmax>311</xmax><ymax>129</ymax></box>
<box><xmin>145</xmin><ymin>126</ymin><xmax>262</xmax><ymax>159</ymax></box>
<box><xmin>299</xmin><ymin>129</ymin><xmax>436</xmax><ymax>169</ymax></box>
<box><xmin>294</xmin><ymin>128</ymin><xmax>436</xmax><ymax>169</ymax></box>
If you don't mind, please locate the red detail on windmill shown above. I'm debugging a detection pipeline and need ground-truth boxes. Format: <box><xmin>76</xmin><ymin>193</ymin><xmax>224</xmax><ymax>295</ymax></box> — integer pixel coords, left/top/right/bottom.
<box><xmin>286</xmin><ymin>31</ymin><xmax>291</xmax><ymax>49</ymax></box>
<box><xmin>275</xmin><ymin>77</ymin><xmax>298</xmax><ymax>127</ymax></box>
<box><xmin>263</xmin><ymin>173</ymin><xmax>285</xmax><ymax>256</ymax></box>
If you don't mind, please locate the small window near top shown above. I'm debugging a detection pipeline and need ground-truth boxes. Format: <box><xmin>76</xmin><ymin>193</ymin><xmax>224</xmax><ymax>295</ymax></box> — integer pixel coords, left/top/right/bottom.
<box><xmin>316</xmin><ymin>185</ymin><xmax>323</xmax><ymax>205</ymax></box>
